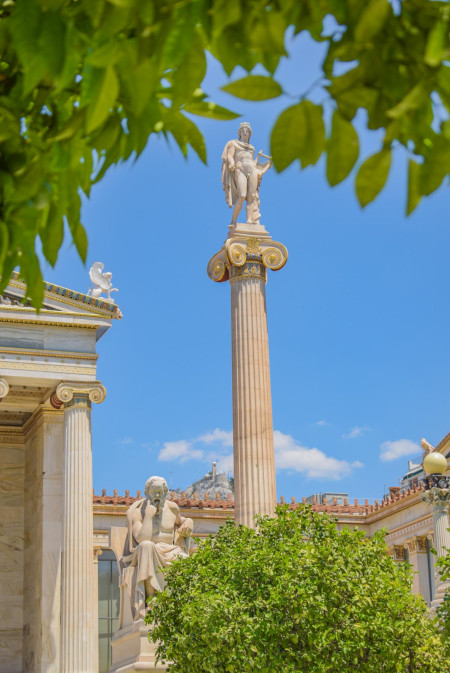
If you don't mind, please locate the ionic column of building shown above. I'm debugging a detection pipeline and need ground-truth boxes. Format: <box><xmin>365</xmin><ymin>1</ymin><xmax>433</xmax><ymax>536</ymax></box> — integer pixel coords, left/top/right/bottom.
<box><xmin>421</xmin><ymin>487</ymin><xmax>450</xmax><ymax>612</ymax></box>
<box><xmin>208</xmin><ymin>234</ymin><xmax>287</xmax><ymax>527</ymax></box>
<box><xmin>56</xmin><ymin>382</ymin><xmax>106</xmax><ymax>673</ymax></box>
<box><xmin>406</xmin><ymin>536</ymin><xmax>431</xmax><ymax>603</ymax></box>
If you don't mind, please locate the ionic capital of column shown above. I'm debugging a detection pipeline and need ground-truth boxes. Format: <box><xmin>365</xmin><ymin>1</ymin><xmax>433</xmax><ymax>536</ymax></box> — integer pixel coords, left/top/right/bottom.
<box><xmin>93</xmin><ymin>548</ymin><xmax>103</xmax><ymax>564</ymax></box>
<box><xmin>207</xmin><ymin>235</ymin><xmax>288</xmax><ymax>283</ymax></box>
<box><xmin>55</xmin><ymin>381</ymin><xmax>106</xmax><ymax>408</ymax></box>
<box><xmin>0</xmin><ymin>378</ymin><xmax>9</xmax><ymax>399</ymax></box>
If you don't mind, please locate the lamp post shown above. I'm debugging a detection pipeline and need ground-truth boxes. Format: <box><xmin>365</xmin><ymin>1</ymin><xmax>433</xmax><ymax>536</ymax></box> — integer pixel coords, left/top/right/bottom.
<box><xmin>421</xmin><ymin>449</ymin><xmax>450</xmax><ymax>613</ymax></box>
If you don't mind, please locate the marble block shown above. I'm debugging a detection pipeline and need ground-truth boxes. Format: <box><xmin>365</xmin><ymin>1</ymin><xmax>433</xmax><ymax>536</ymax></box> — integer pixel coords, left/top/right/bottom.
<box><xmin>110</xmin><ymin>620</ymin><xmax>167</xmax><ymax>672</ymax></box>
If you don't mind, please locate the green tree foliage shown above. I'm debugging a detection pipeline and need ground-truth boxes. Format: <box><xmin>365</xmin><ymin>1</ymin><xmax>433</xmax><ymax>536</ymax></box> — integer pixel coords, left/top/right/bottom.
<box><xmin>0</xmin><ymin>0</ymin><xmax>448</xmax><ymax>305</ymax></box>
<box><xmin>436</xmin><ymin>543</ymin><xmax>450</xmax><ymax>654</ymax></box>
<box><xmin>146</xmin><ymin>506</ymin><xmax>446</xmax><ymax>673</ymax></box>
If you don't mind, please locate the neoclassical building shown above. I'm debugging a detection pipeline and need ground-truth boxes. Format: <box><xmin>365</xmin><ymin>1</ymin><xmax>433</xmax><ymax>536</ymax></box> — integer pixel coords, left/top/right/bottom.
<box><xmin>94</xmin><ymin>434</ymin><xmax>450</xmax><ymax>672</ymax></box>
<box><xmin>0</xmin><ymin>271</ymin><xmax>449</xmax><ymax>673</ymax></box>
<box><xmin>0</xmin><ymin>273</ymin><xmax>121</xmax><ymax>673</ymax></box>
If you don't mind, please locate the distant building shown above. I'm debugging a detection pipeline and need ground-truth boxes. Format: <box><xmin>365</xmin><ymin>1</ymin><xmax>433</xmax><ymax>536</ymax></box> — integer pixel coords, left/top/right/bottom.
<box><xmin>305</xmin><ymin>492</ymin><xmax>348</xmax><ymax>505</ymax></box>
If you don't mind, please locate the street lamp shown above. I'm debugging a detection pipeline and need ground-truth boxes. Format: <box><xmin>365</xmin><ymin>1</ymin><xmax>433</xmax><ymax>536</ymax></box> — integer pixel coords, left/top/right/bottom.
<box><xmin>420</xmin><ymin>438</ymin><xmax>450</xmax><ymax>613</ymax></box>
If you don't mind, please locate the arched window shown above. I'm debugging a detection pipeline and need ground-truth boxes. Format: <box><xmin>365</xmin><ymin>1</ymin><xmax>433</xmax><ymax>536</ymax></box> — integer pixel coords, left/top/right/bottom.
<box><xmin>98</xmin><ymin>549</ymin><xmax>120</xmax><ymax>673</ymax></box>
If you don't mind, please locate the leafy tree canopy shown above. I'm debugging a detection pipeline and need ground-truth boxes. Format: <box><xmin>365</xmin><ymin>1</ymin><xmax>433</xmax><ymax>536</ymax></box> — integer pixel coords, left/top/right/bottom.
<box><xmin>147</xmin><ymin>506</ymin><xmax>446</xmax><ymax>673</ymax></box>
<box><xmin>0</xmin><ymin>0</ymin><xmax>448</xmax><ymax>305</ymax></box>
<box><xmin>436</xmin><ymin>542</ymin><xmax>450</xmax><ymax>655</ymax></box>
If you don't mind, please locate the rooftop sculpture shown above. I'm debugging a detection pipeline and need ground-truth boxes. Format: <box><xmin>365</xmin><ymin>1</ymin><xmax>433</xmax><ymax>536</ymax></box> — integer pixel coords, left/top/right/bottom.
<box><xmin>88</xmin><ymin>261</ymin><xmax>118</xmax><ymax>302</ymax></box>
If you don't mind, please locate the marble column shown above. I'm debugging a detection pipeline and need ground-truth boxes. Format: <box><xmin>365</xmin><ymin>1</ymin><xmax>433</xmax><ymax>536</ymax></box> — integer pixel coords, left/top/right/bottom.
<box><xmin>56</xmin><ymin>382</ymin><xmax>106</xmax><ymax>673</ymax></box>
<box><xmin>208</xmin><ymin>233</ymin><xmax>287</xmax><ymax>527</ymax></box>
<box><xmin>406</xmin><ymin>536</ymin><xmax>431</xmax><ymax>603</ymax></box>
<box><xmin>421</xmin><ymin>487</ymin><xmax>450</xmax><ymax>612</ymax></box>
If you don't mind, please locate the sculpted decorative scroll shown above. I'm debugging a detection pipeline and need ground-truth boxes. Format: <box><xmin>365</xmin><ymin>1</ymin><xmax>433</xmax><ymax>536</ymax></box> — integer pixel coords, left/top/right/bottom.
<box><xmin>0</xmin><ymin>378</ymin><xmax>9</xmax><ymax>398</ymax></box>
<box><xmin>56</xmin><ymin>381</ymin><xmax>107</xmax><ymax>405</ymax></box>
<box><xmin>207</xmin><ymin>249</ymin><xmax>228</xmax><ymax>283</ymax></box>
<box><xmin>261</xmin><ymin>243</ymin><xmax>288</xmax><ymax>270</ymax></box>
<box><xmin>226</xmin><ymin>240</ymin><xmax>247</xmax><ymax>267</ymax></box>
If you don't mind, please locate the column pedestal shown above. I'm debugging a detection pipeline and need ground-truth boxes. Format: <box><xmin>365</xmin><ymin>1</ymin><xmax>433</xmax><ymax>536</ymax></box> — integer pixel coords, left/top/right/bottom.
<box><xmin>57</xmin><ymin>382</ymin><xmax>106</xmax><ymax>673</ymax></box>
<box><xmin>110</xmin><ymin>621</ymin><xmax>166</xmax><ymax>672</ymax></box>
<box><xmin>208</xmin><ymin>226</ymin><xmax>287</xmax><ymax>527</ymax></box>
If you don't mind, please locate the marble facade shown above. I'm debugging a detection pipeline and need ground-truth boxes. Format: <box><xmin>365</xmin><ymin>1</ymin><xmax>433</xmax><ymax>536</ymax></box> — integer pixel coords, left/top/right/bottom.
<box><xmin>0</xmin><ymin>272</ymin><xmax>121</xmax><ymax>673</ymax></box>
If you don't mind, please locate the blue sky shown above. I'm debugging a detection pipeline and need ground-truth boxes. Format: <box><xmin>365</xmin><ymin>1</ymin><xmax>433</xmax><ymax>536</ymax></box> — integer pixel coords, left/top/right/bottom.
<box><xmin>43</xmin><ymin>32</ymin><xmax>449</xmax><ymax>502</ymax></box>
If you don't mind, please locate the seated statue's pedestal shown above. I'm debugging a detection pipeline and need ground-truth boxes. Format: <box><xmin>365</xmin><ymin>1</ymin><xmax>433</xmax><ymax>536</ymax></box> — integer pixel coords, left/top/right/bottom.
<box><xmin>110</xmin><ymin>620</ymin><xmax>166</xmax><ymax>672</ymax></box>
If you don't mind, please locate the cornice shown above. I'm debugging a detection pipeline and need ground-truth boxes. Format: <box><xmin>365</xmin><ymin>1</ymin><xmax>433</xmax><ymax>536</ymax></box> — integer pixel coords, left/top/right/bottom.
<box><xmin>0</xmin><ymin>316</ymin><xmax>98</xmax><ymax>329</ymax></box>
<box><xmin>0</xmin><ymin>346</ymin><xmax>98</xmax><ymax>361</ymax></box>
<box><xmin>0</xmin><ymin>426</ymin><xmax>25</xmax><ymax>444</ymax></box>
<box><xmin>436</xmin><ymin>432</ymin><xmax>450</xmax><ymax>454</ymax></box>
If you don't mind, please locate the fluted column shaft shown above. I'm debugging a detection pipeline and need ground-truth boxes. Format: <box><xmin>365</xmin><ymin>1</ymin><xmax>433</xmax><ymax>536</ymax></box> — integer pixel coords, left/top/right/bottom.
<box><xmin>231</xmin><ymin>261</ymin><xmax>276</xmax><ymax>527</ymax></box>
<box><xmin>57</xmin><ymin>382</ymin><xmax>106</xmax><ymax>673</ymax></box>
<box><xmin>208</xmin><ymin>235</ymin><xmax>287</xmax><ymax>529</ymax></box>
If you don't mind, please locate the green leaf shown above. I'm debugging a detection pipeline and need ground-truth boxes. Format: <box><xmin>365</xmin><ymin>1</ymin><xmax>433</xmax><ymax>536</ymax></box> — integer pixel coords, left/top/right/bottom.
<box><xmin>48</xmin><ymin>110</ymin><xmax>86</xmax><ymax>143</ymax></box>
<box><xmin>270</xmin><ymin>104</ymin><xmax>306</xmax><ymax>172</ymax></box>
<box><xmin>183</xmin><ymin>101</ymin><xmax>240</xmax><ymax>120</ymax></box>
<box><xmin>387</xmin><ymin>83</ymin><xmax>428</xmax><ymax>119</ymax></box>
<box><xmin>38</xmin><ymin>12</ymin><xmax>66</xmax><ymax>77</ymax></box>
<box><xmin>355</xmin><ymin>149</ymin><xmax>391</xmax><ymax>207</ymax></box>
<box><xmin>71</xmin><ymin>223</ymin><xmax>88</xmax><ymax>263</ymax></box>
<box><xmin>172</xmin><ymin>33</ymin><xmax>206</xmax><ymax>106</ymax></box>
<box><xmin>419</xmin><ymin>138</ymin><xmax>450</xmax><ymax>196</ymax></box>
<box><xmin>127</xmin><ymin>59</ymin><xmax>157</xmax><ymax>116</ymax></box>
<box><xmin>326</xmin><ymin>110</ymin><xmax>359</xmax><ymax>186</ymax></box>
<box><xmin>297</xmin><ymin>101</ymin><xmax>325</xmax><ymax>168</ymax></box>
<box><xmin>85</xmin><ymin>66</ymin><xmax>119</xmax><ymax>134</ymax></box>
<box><xmin>271</xmin><ymin>101</ymin><xmax>325</xmax><ymax>171</ymax></box>
<box><xmin>0</xmin><ymin>221</ymin><xmax>9</xmax><ymax>269</ymax></box>
<box><xmin>166</xmin><ymin>112</ymin><xmax>207</xmax><ymax>164</ymax></box>
<box><xmin>424</xmin><ymin>19</ymin><xmax>448</xmax><ymax>67</ymax></box>
<box><xmin>406</xmin><ymin>159</ymin><xmax>421</xmax><ymax>215</ymax></box>
<box><xmin>212</xmin><ymin>0</ymin><xmax>241</xmax><ymax>35</ymax></box>
<box><xmin>40</xmin><ymin>204</ymin><xmax>64</xmax><ymax>267</ymax></box>
<box><xmin>354</xmin><ymin>0</ymin><xmax>390</xmax><ymax>43</ymax></box>
<box><xmin>222</xmin><ymin>75</ymin><xmax>282</xmax><ymax>101</ymax></box>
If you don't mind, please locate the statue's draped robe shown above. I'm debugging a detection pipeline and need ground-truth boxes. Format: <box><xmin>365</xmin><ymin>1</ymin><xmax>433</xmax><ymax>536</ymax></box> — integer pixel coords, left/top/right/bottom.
<box><xmin>222</xmin><ymin>139</ymin><xmax>265</xmax><ymax>223</ymax></box>
<box><xmin>221</xmin><ymin>139</ymin><xmax>256</xmax><ymax>206</ymax></box>
<box><xmin>119</xmin><ymin>499</ymin><xmax>187</xmax><ymax>622</ymax></box>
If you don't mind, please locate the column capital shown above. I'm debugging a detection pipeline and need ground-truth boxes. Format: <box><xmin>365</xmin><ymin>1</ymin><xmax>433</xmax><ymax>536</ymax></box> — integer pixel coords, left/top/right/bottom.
<box><xmin>421</xmin><ymin>486</ymin><xmax>450</xmax><ymax>510</ymax></box>
<box><xmin>0</xmin><ymin>378</ymin><xmax>9</xmax><ymax>399</ymax></box>
<box><xmin>55</xmin><ymin>381</ymin><xmax>106</xmax><ymax>407</ymax></box>
<box><xmin>207</xmin><ymin>235</ymin><xmax>288</xmax><ymax>283</ymax></box>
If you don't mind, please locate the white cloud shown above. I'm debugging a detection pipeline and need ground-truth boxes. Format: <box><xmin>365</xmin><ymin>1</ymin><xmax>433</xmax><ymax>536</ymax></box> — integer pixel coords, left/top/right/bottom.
<box><xmin>158</xmin><ymin>440</ymin><xmax>204</xmax><ymax>463</ymax></box>
<box><xmin>119</xmin><ymin>437</ymin><xmax>133</xmax><ymax>445</ymax></box>
<box><xmin>343</xmin><ymin>426</ymin><xmax>370</xmax><ymax>439</ymax></box>
<box><xmin>316</xmin><ymin>420</ymin><xmax>329</xmax><ymax>427</ymax></box>
<box><xmin>198</xmin><ymin>428</ymin><xmax>233</xmax><ymax>447</ymax></box>
<box><xmin>273</xmin><ymin>430</ymin><xmax>362</xmax><ymax>480</ymax></box>
<box><xmin>380</xmin><ymin>439</ymin><xmax>421</xmax><ymax>462</ymax></box>
<box><xmin>217</xmin><ymin>454</ymin><xmax>234</xmax><ymax>474</ymax></box>
<box><xmin>157</xmin><ymin>428</ymin><xmax>362</xmax><ymax>481</ymax></box>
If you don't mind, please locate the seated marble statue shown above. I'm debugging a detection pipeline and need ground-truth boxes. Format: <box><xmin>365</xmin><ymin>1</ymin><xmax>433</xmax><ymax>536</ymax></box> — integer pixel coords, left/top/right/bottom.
<box><xmin>119</xmin><ymin>476</ymin><xmax>193</xmax><ymax>625</ymax></box>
